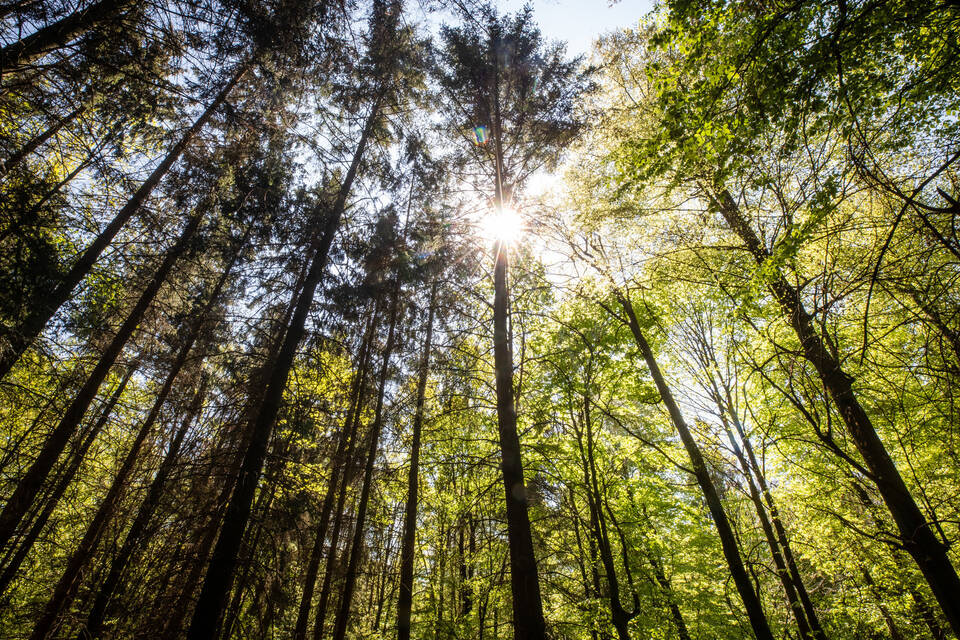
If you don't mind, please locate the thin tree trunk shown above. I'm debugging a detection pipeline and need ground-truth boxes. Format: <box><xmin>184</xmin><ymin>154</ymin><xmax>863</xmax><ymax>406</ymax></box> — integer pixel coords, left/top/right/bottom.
<box><xmin>0</xmin><ymin>63</ymin><xmax>247</xmax><ymax>382</ymax></box>
<box><xmin>714</xmin><ymin>189</ymin><xmax>960</xmax><ymax>635</ymax></box>
<box><xmin>331</xmin><ymin>284</ymin><xmax>401</xmax><ymax>640</ymax></box>
<box><xmin>573</xmin><ymin>390</ymin><xmax>634</xmax><ymax>640</ymax></box>
<box><xmin>78</xmin><ymin>377</ymin><xmax>207</xmax><ymax>639</ymax></box>
<box><xmin>0</xmin><ymin>362</ymin><xmax>135</xmax><ymax>598</ymax></box>
<box><xmin>0</xmin><ymin>106</ymin><xmax>83</xmax><ymax>176</ymax></box>
<box><xmin>78</xmin><ymin>227</ymin><xmax>250</xmax><ymax>639</ymax></box>
<box><xmin>0</xmin><ymin>0</ymin><xmax>134</xmax><ymax>71</ymax></box>
<box><xmin>647</xmin><ymin>551</ymin><xmax>692</xmax><ymax>640</ymax></box>
<box><xmin>294</xmin><ymin>309</ymin><xmax>378</xmax><ymax>640</ymax></box>
<box><xmin>28</xmin><ymin>220</ymin><xmax>207</xmax><ymax>639</ymax></box>
<box><xmin>616</xmin><ymin>292</ymin><xmax>775</xmax><ymax>640</ymax></box>
<box><xmin>718</xmin><ymin>411</ymin><xmax>812</xmax><ymax>640</ymax></box>
<box><xmin>0</xmin><ymin>213</ymin><xmax>202</xmax><ymax>554</ymax></box>
<box><xmin>186</xmin><ymin>101</ymin><xmax>381</xmax><ymax>640</ymax></box>
<box><xmin>731</xmin><ymin>403</ymin><xmax>825</xmax><ymax>640</ymax></box>
<box><xmin>860</xmin><ymin>565</ymin><xmax>907</xmax><ymax>640</ymax></box>
<box><xmin>397</xmin><ymin>282</ymin><xmax>437</xmax><ymax>640</ymax></box>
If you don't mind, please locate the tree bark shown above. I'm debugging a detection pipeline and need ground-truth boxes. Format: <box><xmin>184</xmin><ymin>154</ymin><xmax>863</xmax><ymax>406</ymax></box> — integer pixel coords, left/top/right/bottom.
<box><xmin>617</xmin><ymin>292</ymin><xmax>775</xmax><ymax>640</ymax></box>
<box><xmin>28</xmin><ymin>218</ymin><xmax>207</xmax><ymax>640</ymax></box>
<box><xmin>331</xmin><ymin>283</ymin><xmax>401</xmax><ymax>640</ymax></box>
<box><xmin>397</xmin><ymin>282</ymin><xmax>437</xmax><ymax>640</ymax></box>
<box><xmin>0</xmin><ymin>63</ymin><xmax>247</xmax><ymax>382</ymax></box>
<box><xmin>0</xmin><ymin>105</ymin><xmax>84</xmax><ymax>177</ymax></box>
<box><xmin>718</xmin><ymin>410</ymin><xmax>812</xmax><ymax>639</ymax></box>
<box><xmin>185</xmin><ymin>100</ymin><xmax>380</xmax><ymax>640</ymax></box>
<box><xmin>0</xmin><ymin>362</ymin><xmax>135</xmax><ymax>598</ymax></box>
<box><xmin>714</xmin><ymin>189</ymin><xmax>960</xmax><ymax>635</ymax></box>
<box><xmin>78</xmin><ymin>377</ymin><xmax>207</xmax><ymax>639</ymax></box>
<box><xmin>293</xmin><ymin>308</ymin><xmax>378</xmax><ymax>640</ymax></box>
<box><xmin>78</xmin><ymin>227</ymin><xmax>249</xmax><ymax>639</ymax></box>
<box><xmin>0</xmin><ymin>213</ymin><xmax>202</xmax><ymax>554</ymax></box>
<box><xmin>0</xmin><ymin>0</ymin><xmax>135</xmax><ymax>71</ymax></box>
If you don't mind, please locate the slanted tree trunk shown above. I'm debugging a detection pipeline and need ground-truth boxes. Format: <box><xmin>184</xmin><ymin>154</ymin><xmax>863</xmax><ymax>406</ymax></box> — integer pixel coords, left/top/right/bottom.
<box><xmin>713</xmin><ymin>189</ymin><xmax>960</xmax><ymax>635</ymax></box>
<box><xmin>294</xmin><ymin>309</ymin><xmax>378</xmax><ymax>640</ymax></box>
<box><xmin>0</xmin><ymin>105</ymin><xmax>84</xmax><ymax>177</ymax></box>
<box><xmin>331</xmin><ymin>283</ymin><xmax>401</xmax><ymax>640</ymax></box>
<box><xmin>0</xmin><ymin>0</ymin><xmax>135</xmax><ymax>71</ymax></box>
<box><xmin>28</xmin><ymin>222</ymin><xmax>211</xmax><ymax>640</ymax></box>
<box><xmin>616</xmin><ymin>292</ymin><xmax>774</xmax><ymax>640</ymax></box>
<box><xmin>0</xmin><ymin>362</ymin><xmax>136</xmax><ymax>598</ymax></box>
<box><xmin>186</xmin><ymin>100</ymin><xmax>381</xmax><ymax>640</ymax></box>
<box><xmin>572</xmin><ymin>387</ymin><xmax>637</xmax><ymax>640</ymax></box>
<box><xmin>310</xmin><ymin>318</ymin><xmax>377</xmax><ymax>640</ymax></box>
<box><xmin>647</xmin><ymin>550</ymin><xmax>692</xmax><ymax>640</ymax></box>
<box><xmin>78</xmin><ymin>377</ymin><xmax>207</xmax><ymax>639</ymax></box>
<box><xmin>397</xmin><ymin>282</ymin><xmax>437</xmax><ymax>640</ymax></box>
<box><xmin>0</xmin><ymin>213</ymin><xmax>203</xmax><ymax>553</ymax></box>
<box><xmin>731</xmin><ymin>403</ymin><xmax>825</xmax><ymax>640</ymax></box>
<box><xmin>0</xmin><ymin>63</ymin><xmax>247</xmax><ymax>382</ymax></box>
<box><xmin>717</xmin><ymin>409</ymin><xmax>812</xmax><ymax>639</ymax></box>
<box><xmin>78</xmin><ymin>227</ymin><xmax>250</xmax><ymax>639</ymax></box>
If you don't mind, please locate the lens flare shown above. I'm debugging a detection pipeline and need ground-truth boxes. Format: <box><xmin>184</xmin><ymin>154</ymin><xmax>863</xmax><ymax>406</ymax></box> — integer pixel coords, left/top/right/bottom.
<box><xmin>473</xmin><ymin>126</ymin><xmax>489</xmax><ymax>145</ymax></box>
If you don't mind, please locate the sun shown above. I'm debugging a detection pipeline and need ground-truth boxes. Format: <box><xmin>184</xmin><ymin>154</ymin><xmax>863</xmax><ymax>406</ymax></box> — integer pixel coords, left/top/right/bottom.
<box><xmin>480</xmin><ymin>206</ymin><xmax>525</xmax><ymax>245</ymax></box>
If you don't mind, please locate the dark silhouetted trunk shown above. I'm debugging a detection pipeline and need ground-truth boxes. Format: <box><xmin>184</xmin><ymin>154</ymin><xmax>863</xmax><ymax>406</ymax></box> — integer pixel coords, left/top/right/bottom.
<box><xmin>0</xmin><ymin>0</ymin><xmax>135</xmax><ymax>71</ymax></box>
<box><xmin>78</xmin><ymin>229</ymin><xmax>249</xmax><ymax>639</ymax></box>
<box><xmin>647</xmin><ymin>551</ymin><xmax>691</xmax><ymax>640</ymax></box>
<box><xmin>617</xmin><ymin>293</ymin><xmax>774</xmax><ymax>640</ymax></box>
<box><xmin>714</xmin><ymin>189</ymin><xmax>960</xmax><ymax>636</ymax></box>
<box><xmin>186</xmin><ymin>101</ymin><xmax>379</xmax><ymax>640</ymax></box>
<box><xmin>0</xmin><ymin>64</ymin><xmax>247</xmax><ymax>382</ymax></box>
<box><xmin>331</xmin><ymin>284</ymin><xmax>401</xmax><ymax>640</ymax></box>
<box><xmin>492</xmin><ymin>236</ymin><xmax>546</xmax><ymax>640</ymax></box>
<box><xmin>573</xmin><ymin>388</ymin><xmax>636</xmax><ymax>640</ymax></box>
<box><xmin>0</xmin><ymin>362</ymin><xmax>135</xmax><ymax>598</ymax></box>
<box><xmin>396</xmin><ymin>282</ymin><xmax>437</xmax><ymax>640</ymax></box>
<box><xmin>294</xmin><ymin>310</ymin><xmax>378</xmax><ymax>640</ymax></box>
<box><xmin>732</xmin><ymin>407</ymin><xmax>825</xmax><ymax>640</ymax></box>
<box><xmin>29</xmin><ymin>221</ymin><xmax>208</xmax><ymax>639</ymax></box>
<box><xmin>79</xmin><ymin>377</ymin><xmax>207</xmax><ymax>639</ymax></box>
<box><xmin>718</xmin><ymin>412</ymin><xmax>811</xmax><ymax>639</ymax></box>
<box><xmin>0</xmin><ymin>213</ymin><xmax>202</xmax><ymax>554</ymax></box>
<box><xmin>0</xmin><ymin>106</ymin><xmax>84</xmax><ymax>176</ymax></box>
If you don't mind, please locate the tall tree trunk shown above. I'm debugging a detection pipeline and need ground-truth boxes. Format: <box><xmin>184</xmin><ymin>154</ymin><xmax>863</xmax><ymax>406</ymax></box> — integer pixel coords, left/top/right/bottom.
<box><xmin>646</xmin><ymin>550</ymin><xmax>692</xmax><ymax>640</ymax></box>
<box><xmin>331</xmin><ymin>284</ymin><xmax>401</xmax><ymax>640</ymax></box>
<box><xmin>312</xmin><ymin>334</ymin><xmax>376</xmax><ymax>640</ymax></box>
<box><xmin>0</xmin><ymin>213</ymin><xmax>202</xmax><ymax>553</ymax></box>
<box><xmin>78</xmin><ymin>377</ymin><xmax>207</xmax><ymax>639</ymax></box>
<box><xmin>397</xmin><ymin>282</ymin><xmax>437</xmax><ymax>640</ymax></box>
<box><xmin>714</xmin><ymin>189</ymin><xmax>960</xmax><ymax>635</ymax></box>
<box><xmin>0</xmin><ymin>362</ymin><xmax>136</xmax><ymax>598</ymax></box>
<box><xmin>616</xmin><ymin>292</ymin><xmax>775</xmax><ymax>640</ymax></box>
<box><xmin>718</xmin><ymin>411</ymin><xmax>812</xmax><ymax>639</ymax></box>
<box><xmin>78</xmin><ymin>228</ymin><xmax>249</xmax><ymax>639</ymax></box>
<box><xmin>0</xmin><ymin>63</ymin><xmax>247</xmax><ymax>382</ymax></box>
<box><xmin>28</xmin><ymin>221</ymin><xmax>208</xmax><ymax>640</ymax></box>
<box><xmin>492</xmin><ymin>236</ymin><xmax>547</xmax><ymax>640</ymax></box>
<box><xmin>0</xmin><ymin>0</ymin><xmax>135</xmax><ymax>71</ymax></box>
<box><xmin>731</xmin><ymin>401</ymin><xmax>825</xmax><ymax>639</ymax></box>
<box><xmin>294</xmin><ymin>309</ymin><xmax>378</xmax><ymax>640</ymax></box>
<box><xmin>573</xmin><ymin>390</ymin><xmax>635</xmax><ymax>640</ymax></box>
<box><xmin>0</xmin><ymin>105</ymin><xmax>84</xmax><ymax>176</ymax></box>
<box><xmin>489</xmin><ymin>29</ymin><xmax>546</xmax><ymax>637</ymax></box>
<box><xmin>185</xmin><ymin>101</ymin><xmax>380</xmax><ymax>640</ymax></box>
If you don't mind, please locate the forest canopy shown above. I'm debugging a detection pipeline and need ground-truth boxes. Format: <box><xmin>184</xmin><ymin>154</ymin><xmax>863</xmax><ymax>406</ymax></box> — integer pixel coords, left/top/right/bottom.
<box><xmin>0</xmin><ymin>0</ymin><xmax>958</xmax><ymax>639</ymax></box>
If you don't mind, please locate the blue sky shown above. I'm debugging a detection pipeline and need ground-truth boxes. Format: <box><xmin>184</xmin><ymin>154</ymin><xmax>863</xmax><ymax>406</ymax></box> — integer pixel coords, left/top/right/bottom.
<box><xmin>500</xmin><ymin>0</ymin><xmax>654</xmax><ymax>55</ymax></box>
